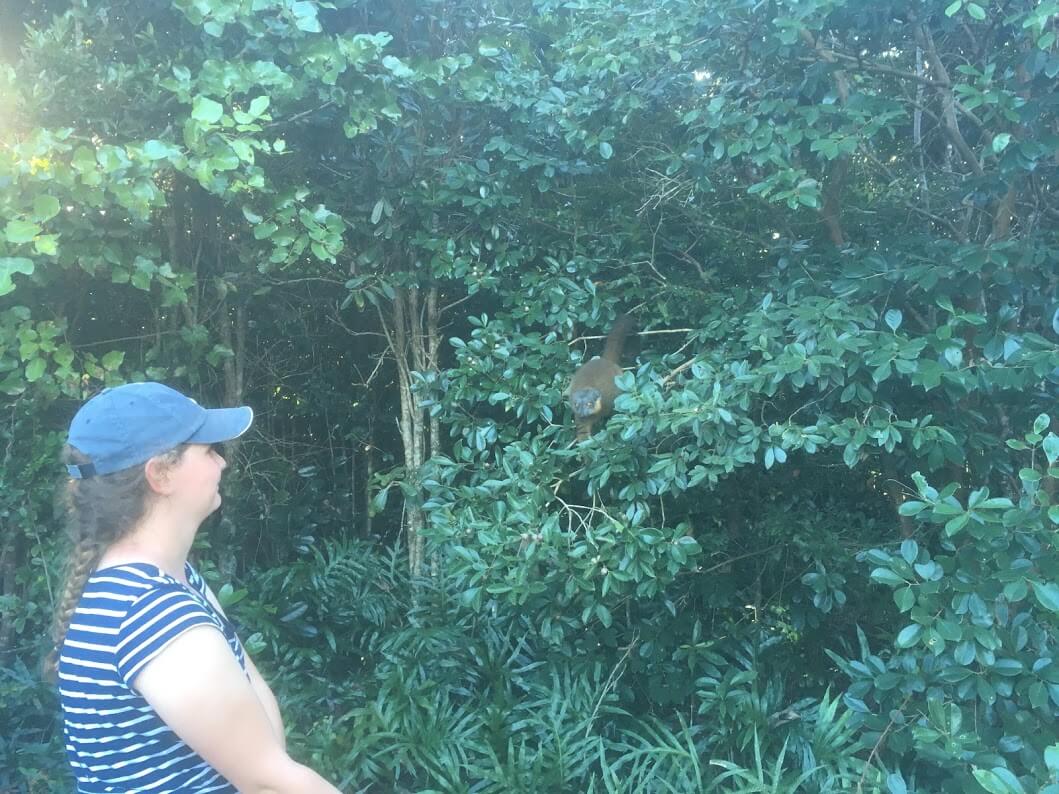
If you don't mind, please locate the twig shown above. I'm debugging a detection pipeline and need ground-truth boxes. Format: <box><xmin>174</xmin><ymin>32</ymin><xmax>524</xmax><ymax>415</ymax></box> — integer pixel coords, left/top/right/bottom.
<box><xmin>585</xmin><ymin>634</ymin><xmax>639</xmax><ymax>737</ymax></box>
<box><xmin>796</xmin><ymin>53</ymin><xmax>943</xmax><ymax>87</ymax></box>
<box><xmin>661</xmin><ymin>353</ymin><xmax>701</xmax><ymax>388</ymax></box>
<box><xmin>265</xmin><ymin>100</ymin><xmax>336</xmax><ymax>128</ymax></box>
<box><xmin>569</xmin><ymin>328</ymin><xmax>692</xmax><ymax>346</ymax></box>
<box><xmin>327</xmin><ymin>312</ymin><xmax>388</xmax><ymax>339</ymax></box>
<box><xmin>698</xmin><ymin>543</ymin><xmax>782</xmax><ymax>576</ymax></box>
<box><xmin>76</xmin><ymin>330</ymin><xmax>180</xmax><ymax>348</ymax></box>
<box><xmin>858</xmin><ymin>693</ymin><xmax>913</xmax><ymax>793</ymax></box>
<box><xmin>912</xmin><ymin>18</ymin><xmax>985</xmax><ymax>176</ymax></box>
<box><xmin>786</xmin><ymin>387</ymin><xmax>839</xmax><ymax>423</ymax></box>
<box><xmin>439</xmin><ymin>292</ymin><xmax>475</xmax><ymax>316</ymax></box>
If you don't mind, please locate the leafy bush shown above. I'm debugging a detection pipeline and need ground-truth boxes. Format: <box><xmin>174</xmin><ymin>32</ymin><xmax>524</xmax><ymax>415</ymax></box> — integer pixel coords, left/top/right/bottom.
<box><xmin>2</xmin><ymin>0</ymin><xmax>1059</xmax><ymax>791</ymax></box>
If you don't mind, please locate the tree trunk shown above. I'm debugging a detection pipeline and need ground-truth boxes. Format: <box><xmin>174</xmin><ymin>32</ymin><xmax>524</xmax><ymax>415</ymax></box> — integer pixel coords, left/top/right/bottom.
<box><xmin>377</xmin><ymin>284</ymin><xmax>440</xmax><ymax>579</ymax></box>
<box><xmin>214</xmin><ymin>253</ymin><xmax>247</xmax><ymax>578</ymax></box>
<box><xmin>0</xmin><ymin>532</ymin><xmax>21</xmax><ymax>655</ymax></box>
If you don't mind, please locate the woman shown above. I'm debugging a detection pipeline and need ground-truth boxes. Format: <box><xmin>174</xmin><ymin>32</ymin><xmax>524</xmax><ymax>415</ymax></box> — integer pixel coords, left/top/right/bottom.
<box><xmin>46</xmin><ymin>382</ymin><xmax>341</xmax><ymax>794</ymax></box>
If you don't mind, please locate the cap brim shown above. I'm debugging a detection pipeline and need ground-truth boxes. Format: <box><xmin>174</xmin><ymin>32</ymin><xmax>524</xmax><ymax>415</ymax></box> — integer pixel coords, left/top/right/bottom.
<box><xmin>186</xmin><ymin>406</ymin><xmax>253</xmax><ymax>444</ymax></box>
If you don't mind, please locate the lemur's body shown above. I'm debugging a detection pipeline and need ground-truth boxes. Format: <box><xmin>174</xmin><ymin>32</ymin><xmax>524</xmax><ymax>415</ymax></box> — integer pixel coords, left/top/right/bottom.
<box><xmin>569</xmin><ymin>314</ymin><xmax>633</xmax><ymax>439</ymax></box>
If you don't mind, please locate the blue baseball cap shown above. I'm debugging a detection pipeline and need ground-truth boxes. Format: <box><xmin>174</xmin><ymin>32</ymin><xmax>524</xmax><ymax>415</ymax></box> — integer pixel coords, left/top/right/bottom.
<box><xmin>66</xmin><ymin>382</ymin><xmax>253</xmax><ymax>479</ymax></box>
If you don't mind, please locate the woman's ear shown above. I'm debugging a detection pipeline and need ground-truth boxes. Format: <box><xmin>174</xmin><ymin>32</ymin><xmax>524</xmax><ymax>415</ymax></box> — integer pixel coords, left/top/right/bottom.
<box><xmin>144</xmin><ymin>455</ymin><xmax>175</xmax><ymax>495</ymax></box>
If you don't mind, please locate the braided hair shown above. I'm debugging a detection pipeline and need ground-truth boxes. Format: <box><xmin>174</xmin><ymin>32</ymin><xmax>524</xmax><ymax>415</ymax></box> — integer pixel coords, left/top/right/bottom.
<box><xmin>43</xmin><ymin>444</ymin><xmax>184</xmax><ymax>681</ymax></box>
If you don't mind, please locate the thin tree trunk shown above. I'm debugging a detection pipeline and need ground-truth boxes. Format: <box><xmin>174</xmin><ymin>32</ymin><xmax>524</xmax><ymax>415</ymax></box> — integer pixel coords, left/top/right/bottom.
<box><xmin>376</xmin><ymin>284</ymin><xmax>440</xmax><ymax>579</ymax></box>
<box><xmin>214</xmin><ymin>232</ymin><xmax>246</xmax><ymax>578</ymax></box>
<box><xmin>0</xmin><ymin>533</ymin><xmax>20</xmax><ymax>654</ymax></box>
<box><xmin>364</xmin><ymin>427</ymin><xmax>374</xmax><ymax>537</ymax></box>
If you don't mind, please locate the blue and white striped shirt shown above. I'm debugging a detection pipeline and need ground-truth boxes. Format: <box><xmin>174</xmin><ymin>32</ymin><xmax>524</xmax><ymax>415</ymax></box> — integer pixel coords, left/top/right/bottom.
<box><xmin>58</xmin><ymin>561</ymin><xmax>245</xmax><ymax>793</ymax></box>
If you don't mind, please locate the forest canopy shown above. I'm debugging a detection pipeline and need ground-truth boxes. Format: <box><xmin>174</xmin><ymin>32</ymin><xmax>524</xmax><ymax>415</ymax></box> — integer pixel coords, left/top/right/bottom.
<box><xmin>2</xmin><ymin>0</ymin><xmax>1059</xmax><ymax>791</ymax></box>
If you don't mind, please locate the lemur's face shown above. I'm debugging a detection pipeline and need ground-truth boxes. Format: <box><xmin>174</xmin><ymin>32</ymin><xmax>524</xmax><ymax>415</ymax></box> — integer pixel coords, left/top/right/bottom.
<box><xmin>572</xmin><ymin>388</ymin><xmax>603</xmax><ymax>418</ymax></box>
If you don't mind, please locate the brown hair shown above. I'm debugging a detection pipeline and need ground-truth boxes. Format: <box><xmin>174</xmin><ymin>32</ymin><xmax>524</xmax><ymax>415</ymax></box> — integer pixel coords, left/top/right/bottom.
<box><xmin>43</xmin><ymin>444</ymin><xmax>185</xmax><ymax>681</ymax></box>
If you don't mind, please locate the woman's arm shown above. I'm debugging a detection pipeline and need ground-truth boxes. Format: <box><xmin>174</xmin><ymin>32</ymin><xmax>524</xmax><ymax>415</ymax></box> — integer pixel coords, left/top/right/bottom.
<box><xmin>200</xmin><ymin>583</ymin><xmax>286</xmax><ymax>747</ymax></box>
<box><xmin>243</xmin><ymin>650</ymin><xmax>286</xmax><ymax>749</ymax></box>
<box><xmin>133</xmin><ymin>625</ymin><xmax>340</xmax><ymax>794</ymax></box>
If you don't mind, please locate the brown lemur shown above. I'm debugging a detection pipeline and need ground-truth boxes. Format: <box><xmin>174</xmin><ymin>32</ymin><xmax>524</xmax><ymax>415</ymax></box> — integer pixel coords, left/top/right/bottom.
<box><xmin>568</xmin><ymin>313</ymin><xmax>634</xmax><ymax>440</ymax></box>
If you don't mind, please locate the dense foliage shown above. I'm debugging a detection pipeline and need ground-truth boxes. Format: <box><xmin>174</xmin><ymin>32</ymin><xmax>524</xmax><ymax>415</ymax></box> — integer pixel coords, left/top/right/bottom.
<box><xmin>2</xmin><ymin>0</ymin><xmax>1059</xmax><ymax>791</ymax></box>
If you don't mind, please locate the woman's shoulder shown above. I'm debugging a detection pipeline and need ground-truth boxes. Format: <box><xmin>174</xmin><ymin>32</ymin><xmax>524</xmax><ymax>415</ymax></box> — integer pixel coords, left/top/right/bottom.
<box><xmin>64</xmin><ymin>563</ymin><xmax>219</xmax><ymax>677</ymax></box>
<box><xmin>92</xmin><ymin>560</ymin><xmax>173</xmax><ymax>585</ymax></box>
<box><xmin>90</xmin><ymin>561</ymin><xmax>208</xmax><ymax>594</ymax></box>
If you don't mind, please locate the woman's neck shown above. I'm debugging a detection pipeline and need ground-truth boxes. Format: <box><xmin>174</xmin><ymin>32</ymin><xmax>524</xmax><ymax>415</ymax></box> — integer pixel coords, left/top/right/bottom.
<box><xmin>97</xmin><ymin>515</ymin><xmax>196</xmax><ymax>584</ymax></box>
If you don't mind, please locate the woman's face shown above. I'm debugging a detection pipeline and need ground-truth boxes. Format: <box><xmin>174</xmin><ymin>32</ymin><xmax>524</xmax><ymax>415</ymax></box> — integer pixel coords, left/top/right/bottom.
<box><xmin>163</xmin><ymin>443</ymin><xmax>228</xmax><ymax>520</ymax></box>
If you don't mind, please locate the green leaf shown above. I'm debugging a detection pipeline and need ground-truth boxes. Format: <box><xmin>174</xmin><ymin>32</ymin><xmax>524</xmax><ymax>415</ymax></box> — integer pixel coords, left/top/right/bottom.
<box><xmin>371</xmin><ymin>199</ymin><xmax>385</xmax><ymax>225</ymax></box>
<box><xmin>1044</xmin><ymin>434</ymin><xmax>1059</xmax><ymax>464</ymax></box>
<box><xmin>191</xmin><ymin>96</ymin><xmax>224</xmax><ymax>123</ymax></box>
<box><xmin>972</xmin><ymin>767</ymin><xmax>1026</xmax><ymax>794</ymax></box>
<box><xmin>243</xmin><ymin>206</ymin><xmax>263</xmax><ymax>225</ymax></box>
<box><xmin>381</xmin><ymin>55</ymin><xmax>415</xmax><ymax>78</ymax></box>
<box><xmin>4</xmin><ymin>220</ymin><xmax>40</xmax><ymax>244</ymax></box>
<box><xmin>954</xmin><ymin>641</ymin><xmax>975</xmax><ymax>665</ymax></box>
<box><xmin>899</xmin><ymin>500</ymin><xmax>926</xmax><ymax>517</ymax></box>
<box><xmin>459</xmin><ymin>586</ymin><xmax>481</xmax><ymax>608</ymax></box>
<box><xmin>291</xmin><ymin>0</ymin><xmax>322</xmax><ymax>32</ymax></box>
<box><xmin>230</xmin><ymin>139</ymin><xmax>254</xmax><ymax>162</ymax></box>
<box><xmin>253</xmin><ymin>222</ymin><xmax>279</xmax><ymax>240</ymax></box>
<box><xmin>596</xmin><ymin>604</ymin><xmax>613</xmax><ymax>628</ymax></box>
<box><xmin>894</xmin><ymin>586</ymin><xmax>916</xmax><ymax>612</ymax></box>
<box><xmin>1004</xmin><ymin>579</ymin><xmax>1029</xmax><ymax>601</ymax></box>
<box><xmin>935</xmin><ymin>619</ymin><xmax>963</xmax><ymax>642</ymax></box>
<box><xmin>25</xmin><ymin>358</ymin><xmax>46</xmax><ymax>382</ymax></box>
<box><xmin>992</xmin><ymin>133</ymin><xmax>1012</xmax><ymax>153</ymax></box>
<box><xmin>944</xmin><ymin>512</ymin><xmax>970</xmax><ymax>536</ymax></box>
<box><xmin>966</xmin><ymin>2</ymin><xmax>986</xmax><ymax>20</ymax></box>
<box><xmin>32</xmin><ymin>195</ymin><xmax>61</xmax><ymax>221</ymax></box>
<box><xmin>101</xmin><ymin>350</ymin><xmax>125</xmax><ymax>371</ymax></box>
<box><xmin>599</xmin><ymin>141</ymin><xmax>614</xmax><ymax>160</ymax></box>
<box><xmin>895</xmin><ymin>623</ymin><xmax>924</xmax><ymax>648</ymax></box>
<box><xmin>1045</xmin><ymin>745</ymin><xmax>1059</xmax><ymax>774</ymax></box>
<box><xmin>885</xmin><ymin>309</ymin><xmax>903</xmax><ymax>331</ymax></box>
<box><xmin>978</xmin><ymin>497</ymin><xmax>1013</xmax><ymax>509</ymax></box>
<box><xmin>0</xmin><ymin>258</ymin><xmax>35</xmax><ymax>296</ymax></box>
<box><xmin>371</xmin><ymin>485</ymin><xmax>390</xmax><ymax>513</ymax></box>
<box><xmin>945</xmin><ymin>0</ymin><xmax>963</xmax><ymax>15</ymax></box>
<box><xmin>992</xmin><ymin>658</ymin><xmax>1024</xmax><ymax>676</ymax></box>
<box><xmin>53</xmin><ymin>346</ymin><xmax>75</xmax><ymax>369</ymax></box>
<box><xmin>72</xmin><ymin>145</ymin><xmax>97</xmax><ymax>172</ymax></box>
<box><xmin>142</xmin><ymin>140</ymin><xmax>178</xmax><ymax>161</ymax></box>
<box><xmin>1032</xmin><ymin>580</ymin><xmax>1059</xmax><ymax>613</ymax></box>
<box><xmin>1019</xmin><ymin>468</ymin><xmax>1042</xmax><ymax>483</ymax></box>
<box><xmin>202</xmin><ymin>19</ymin><xmax>225</xmax><ymax>37</ymax></box>
<box><xmin>478</xmin><ymin>38</ymin><xmax>502</xmax><ymax>57</ymax></box>
<box><xmin>871</xmin><ymin>568</ymin><xmax>906</xmax><ymax>587</ymax></box>
<box><xmin>900</xmin><ymin>539</ymin><xmax>919</xmax><ymax>563</ymax></box>
<box><xmin>249</xmin><ymin>96</ymin><xmax>270</xmax><ymax>117</ymax></box>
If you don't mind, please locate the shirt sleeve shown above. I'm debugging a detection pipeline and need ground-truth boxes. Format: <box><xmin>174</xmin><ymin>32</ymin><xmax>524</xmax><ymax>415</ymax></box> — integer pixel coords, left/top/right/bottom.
<box><xmin>115</xmin><ymin>584</ymin><xmax>223</xmax><ymax>687</ymax></box>
<box><xmin>184</xmin><ymin>561</ymin><xmax>207</xmax><ymax>596</ymax></box>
